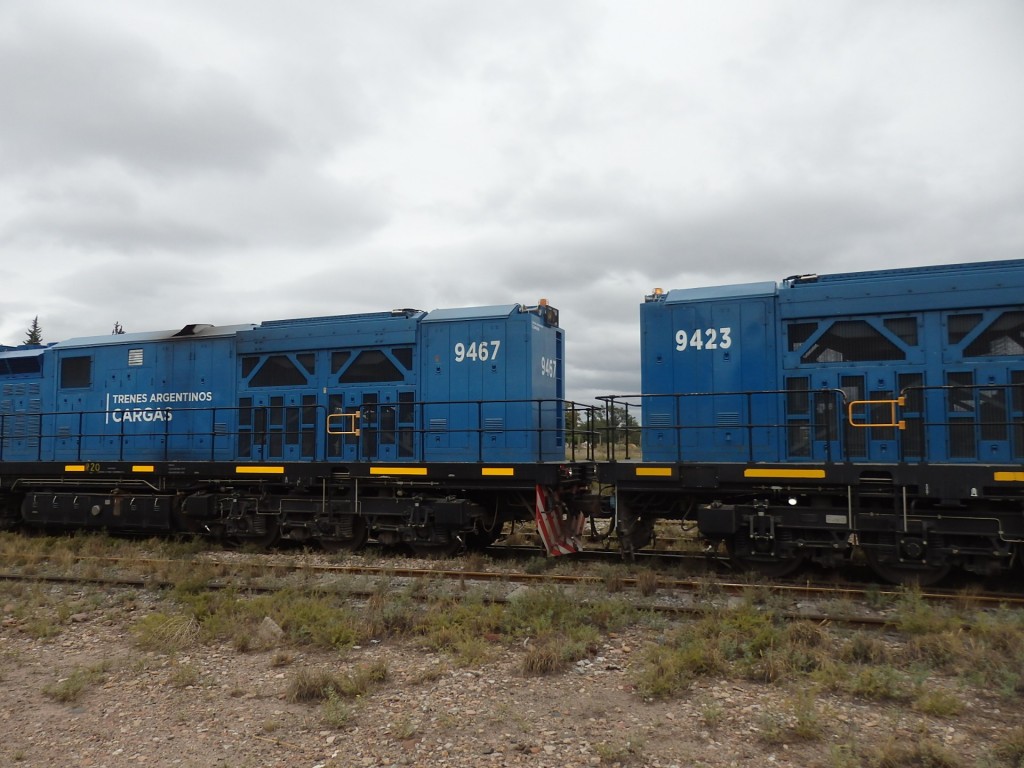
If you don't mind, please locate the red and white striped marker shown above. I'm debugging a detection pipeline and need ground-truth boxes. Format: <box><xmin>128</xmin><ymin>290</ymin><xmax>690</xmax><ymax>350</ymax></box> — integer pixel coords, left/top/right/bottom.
<box><xmin>534</xmin><ymin>484</ymin><xmax>583</xmax><ymax>556</ymax></box>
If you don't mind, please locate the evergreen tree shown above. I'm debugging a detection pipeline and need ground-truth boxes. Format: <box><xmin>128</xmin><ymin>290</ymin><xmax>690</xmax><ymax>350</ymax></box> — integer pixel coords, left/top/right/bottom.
<box><xmin>24</xmin><ymin>316</ymin><xmax>43</xmax><ymax>345</ymax></box>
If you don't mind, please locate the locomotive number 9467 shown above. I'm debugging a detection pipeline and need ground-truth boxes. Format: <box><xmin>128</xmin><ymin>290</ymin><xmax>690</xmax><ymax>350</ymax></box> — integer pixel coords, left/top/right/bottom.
<box><xmin>453</xmin><ymin>340</ymin><xmax>501</xmax><ymax>362</ymax></box>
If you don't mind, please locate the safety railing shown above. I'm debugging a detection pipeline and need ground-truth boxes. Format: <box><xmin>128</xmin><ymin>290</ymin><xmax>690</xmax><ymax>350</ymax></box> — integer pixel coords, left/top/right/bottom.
<box><xmin>599</xmin><ymin>389</ymin><xmax>850</xmax><ymax>463</ymax></box>
<box><xmin>0</xmin><ymin>398</ymin><xmax>600</xmax><ymax>465</ymax></box>
<box><xmin>598</xmin><ymin>381</ymin><xmax>1024</xmax><ymax>465</ymax></box>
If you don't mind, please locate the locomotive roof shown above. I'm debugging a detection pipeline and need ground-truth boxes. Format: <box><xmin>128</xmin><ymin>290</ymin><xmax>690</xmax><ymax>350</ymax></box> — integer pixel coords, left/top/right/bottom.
<box><xmin>0</xmin><ymin>346</ymin><xmax>48</xmax><ymax>358</ymax></box>
<box><xmin>660</xmin><ymin>282</ymin><xmax>776</xmax><ymax>303</ymax></box>
<box><xmin>651</xmin><ymin>259</ymin><xmax>1024</xmax><ymax>311</ymax></box>
<box><xmin>422</xmin><ymin>304</ymin><xmax>522</xmax><ymax>322</ymax></box>
<box><xmin>786</xmin><ymin>257</ymin><xmax>1024</xmax><ymax>286</ymax></box>
<box><xmin>51</xmin><ymin>323</ymin><xmax>256</xmax><ymax>349</ymax></box>
<box><xmin>778</xmin><ymin>258</ymin><xmax>1024</xmax><ymax>316</ymax></box>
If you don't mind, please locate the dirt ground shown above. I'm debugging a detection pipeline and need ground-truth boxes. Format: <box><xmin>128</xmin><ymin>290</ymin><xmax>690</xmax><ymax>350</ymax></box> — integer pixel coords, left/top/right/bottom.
<box><xmin>1</xmin><ymin>581</ymin><xmax>1023</xmax><ymax>768</ymax></box>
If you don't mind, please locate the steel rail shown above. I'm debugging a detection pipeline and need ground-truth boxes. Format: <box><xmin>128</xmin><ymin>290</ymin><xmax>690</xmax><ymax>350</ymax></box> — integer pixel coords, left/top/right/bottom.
<box><xmin>6</xmin><ymin>553</ymin><xmax>1024</xmax><ymax>608</ymax></box>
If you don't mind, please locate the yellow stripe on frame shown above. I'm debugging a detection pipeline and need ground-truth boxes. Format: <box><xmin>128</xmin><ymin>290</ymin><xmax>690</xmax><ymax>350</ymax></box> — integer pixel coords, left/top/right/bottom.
<box><xmin>635</xmin><ymin>467</ymin><xmax>673</xmax><ymax>477</ymax></box>
<box><xmin>64</xmin><ymin>465</ymin><xmax>86</xmax><ymax>472</ymax></box>
<box><xmin>132</xmin><ymin>465</ymin><xmax>155</xmax><ymax>473</ymax></box>
<box><xmin>370</xmin><ymin>467</ymin><xmax>428</xmax><ymax>476</ymax></box>
<box><xmin>482</xmin><ymin>467</ymin><xmax>515</xmax><ymax>477</ymax></box>
<box><xmin>236</xmin><ymin>466</ymin><xmax>285</xmax><ymax>475</ymax></box>
<box><xmin>995</xmin><ymin>472</ymin><xmax>1024</xmax><ymax>482</ymax></box>
<box><xmin>745</xmin><ymin>468</ymin><xmax>826</xmax><ymax>479</ymax></box>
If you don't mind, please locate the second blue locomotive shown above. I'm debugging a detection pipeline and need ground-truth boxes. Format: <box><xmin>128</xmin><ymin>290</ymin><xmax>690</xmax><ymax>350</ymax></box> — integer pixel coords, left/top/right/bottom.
<box><xmin>603</xmin><ymin>259</ymin><xmax>1024</xmax><ymax>583</ymax></box>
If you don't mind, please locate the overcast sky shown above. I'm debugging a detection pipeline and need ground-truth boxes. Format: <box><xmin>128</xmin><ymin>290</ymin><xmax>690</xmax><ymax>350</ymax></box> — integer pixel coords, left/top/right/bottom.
<box><xmin>1</xmin><ymin>1</ymin><xmax>1022</xmax><ymax>400</ymax></box>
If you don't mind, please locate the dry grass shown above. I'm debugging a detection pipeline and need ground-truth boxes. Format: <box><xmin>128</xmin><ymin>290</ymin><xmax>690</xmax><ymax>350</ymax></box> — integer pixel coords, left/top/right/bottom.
<box><xmin>286</xmin><ymin>660</ymin><xmax>389</xmax><ymax>704</ymax></box>
<box><xmin>132</xmin><ymin>613</ymin><xmax>200</xmax><ymax>653</ymax></box>
<box><xmin>44</xmin><ymin>661</ymin><xmax>111</xmax><ymax>703</ymax></box>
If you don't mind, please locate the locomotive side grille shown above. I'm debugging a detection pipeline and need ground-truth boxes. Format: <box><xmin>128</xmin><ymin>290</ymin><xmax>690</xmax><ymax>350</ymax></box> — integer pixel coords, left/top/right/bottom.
<box><xmin>716</xmin><ymin>412</ymin><xmax>740</xmax><ymax>426</ymax></box>
<box><xmin>647</xmin><ymin>413</ymin><xmax>672</xmax><ymax>428</ymax></box>
<box><xmin>429</xmin><ymin>418</ymin><xmax>447</xmax><ymax>432</ymax></box>
<box><xmin>484</xmin><ymin>418</ymin><xmax>504</xmax><ymax>431</ymax></box>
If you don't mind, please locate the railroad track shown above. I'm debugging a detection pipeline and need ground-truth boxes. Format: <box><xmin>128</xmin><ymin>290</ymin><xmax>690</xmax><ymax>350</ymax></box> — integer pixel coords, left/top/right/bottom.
<box><xmin>4</xmin><ymin>549</ymin><xmax>1024</xmax><ymax>629</ymax></box>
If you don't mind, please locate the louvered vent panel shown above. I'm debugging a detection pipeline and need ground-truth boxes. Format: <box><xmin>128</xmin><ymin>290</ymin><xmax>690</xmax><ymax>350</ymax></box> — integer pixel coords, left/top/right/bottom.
<box><xmin>647</xmin><ymin>413</ymin><xmax>672</xmax><ymax>428</ymax></box>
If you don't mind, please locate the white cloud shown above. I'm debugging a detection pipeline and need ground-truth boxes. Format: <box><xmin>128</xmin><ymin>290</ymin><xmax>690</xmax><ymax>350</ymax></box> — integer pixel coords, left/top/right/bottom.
<box><xmin>0</xmin><ymin>0</ymin><xmax>1022</xmax><ymax>401</ymax></box>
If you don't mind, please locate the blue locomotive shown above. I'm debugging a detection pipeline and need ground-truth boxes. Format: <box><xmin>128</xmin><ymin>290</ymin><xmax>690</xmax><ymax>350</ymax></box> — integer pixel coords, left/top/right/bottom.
<box><xmin>602</xmin><ymin>259</ymin><xmax>1024</xmax><ymax>583</ymax></box>
<box><xmin>0</xmin><ymin>301</ymin><xmax>590</xmax><ymax>555</ymax></box>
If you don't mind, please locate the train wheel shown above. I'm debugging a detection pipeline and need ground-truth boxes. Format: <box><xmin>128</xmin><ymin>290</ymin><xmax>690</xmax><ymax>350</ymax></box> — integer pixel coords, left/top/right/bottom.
<box><xmin>224</xmin><ymin>518</ymin><xmax>280</xmax><ymax>549</ymax></box>
<box><xmin>318</xmin><ymin>517</ymin><xmax>368</xmax><ymax>553</ymax></box>
<box><xmin>406</xmin><ymin>529</ymin><xmax>465</xmax><ymax>558</ymax></box>
<box><xmin>863</xmin><ymin>549</ymin><xmax>950</xmax><ymax>587</ymax></box>
<box><xmin>464</xmin><ymin>524</ymin><xmax>503</xmax><ymax>552</ymax></box>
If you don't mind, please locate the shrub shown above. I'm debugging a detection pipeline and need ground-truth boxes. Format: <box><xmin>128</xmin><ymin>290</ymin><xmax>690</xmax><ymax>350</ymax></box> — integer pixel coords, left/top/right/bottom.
<box><xmin>321</xmin><ymin>691</ymin><xmax>353</xmax><ymax>728</ymax></box>
<box><xmin>891</xmin><ymin>590</ymin><xmax>961</xmax><ymax>635</ymax></box>
<box><xmin>168</xmin><ymin>662</ymin><xmax>201</xmax><ymax>688</ymax></box>
<box><xmin>845</xmin><ymin>665</ymin><xmax>913</xmax><ymax>702</ymax></box>
<box><xmin>44</xmin><ymin>662</ymin><xmax>110</xmax><ymax>703</ymax></box>
<box><xmin>992</xmin><ymin>726</ymin><xmax>1024</xmax><ymax>767</ymax></box>
<box><xmin>132</xmin><ymin>613</ymin><xmax>199</xmax><ymax>653</ymax></box>
<box><xmin>756</xmin><ymin>691</ymin><xmax>824</xmax><ymax>744</ymax></box>
<box><xmin>521</xmin><ymin>633</ymin><xmax>593</xmax><ymax>676</ymax></box>
<box><xmin>865</xmin><ymin>735</ymin><xmax>959</xmax><ymax>767</ymax></box>
<box><xmin>636</xmin><ymin>569</ymin><xmax>659</xmax><ymax>597</ymax></box>
<box><xmin>912</xmin><ymin>688</ymin><xmax>964</xmax><ymax>718</ymax></box>
<box><xmin>287</xmin><ymin>660</ymin><xmax>389</xmax><ymax>704</ymax></box>
<box><xmin>841</xmin><ymin>632</ymin><xmax>891</xmax><ymax>665</ymax></box>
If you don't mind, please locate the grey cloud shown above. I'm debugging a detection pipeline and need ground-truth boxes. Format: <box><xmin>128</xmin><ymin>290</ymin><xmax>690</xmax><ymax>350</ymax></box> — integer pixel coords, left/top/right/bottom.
<box><xmin>0</xmin><ymin>13</ymin><xmax>286</xmax><ymax>177</ymax></box>
<box><xmin>1</xmin><ymin>160</ymin><xmax>389</xmax><ymax>255</ymax></box>
<box><xmin>1</xmin><ymin>1</ymin><xmax>1022</xmax><ymax>399</ymax></box>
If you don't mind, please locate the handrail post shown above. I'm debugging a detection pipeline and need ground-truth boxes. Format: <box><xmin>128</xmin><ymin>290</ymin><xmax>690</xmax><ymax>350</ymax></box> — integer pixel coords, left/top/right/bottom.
<box><xmin>537</xmin><ymin>398</ymin><xmax>544</xmax><ymax>463</ymax></box>
<box><xmin>746</xmin><ymin>392</ymin><xmax>754</xmax><ymax>463</ymax></box>
<box><xmin>476</xmin><ymin>400</ymin><xmax>483</xmax><ymax>462</ymax></box>
<box><xmin>208</xmin><ymin>406</ymin><xmax>215</xmax><ymax>462</ymax></box>
<box><xmin>675</xmin><ymin>393</ymin><xmax>682</xmax><ymax>463</ymax></box>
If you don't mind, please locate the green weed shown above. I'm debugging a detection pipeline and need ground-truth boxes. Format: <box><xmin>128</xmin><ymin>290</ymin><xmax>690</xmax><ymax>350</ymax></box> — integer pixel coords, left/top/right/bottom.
<box><xmin>864</xmin><ymin>735</ymin><xmax>959</xmax><ymax>767</ymax></box>
<box><xmin>991</xmin><ymin>726</ymin><xmax>1024</xmax><ymax>768</ymax></box>
<box><xmin>44</xmin><ymin>661</ymin><xmax>111</xmax><ymax>703</ymax></box>
<box><xmin>912</xmin><ymin>687</ymin><xmax>964</xmax><ymax>718</ymax></box>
